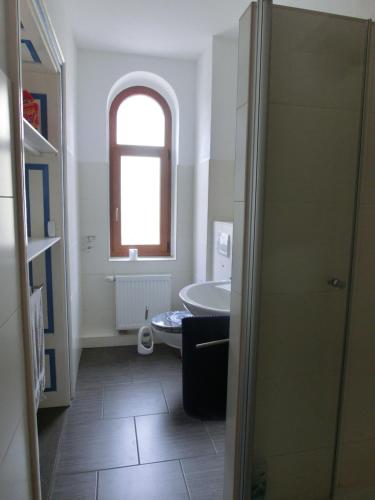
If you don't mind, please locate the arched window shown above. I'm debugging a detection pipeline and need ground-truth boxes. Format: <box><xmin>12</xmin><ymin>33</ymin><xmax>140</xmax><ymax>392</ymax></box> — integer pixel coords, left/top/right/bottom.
<box><xmin>109</xmin><ymin>86</ymin><xmax>172</xmax><ymax>257</ymax></box>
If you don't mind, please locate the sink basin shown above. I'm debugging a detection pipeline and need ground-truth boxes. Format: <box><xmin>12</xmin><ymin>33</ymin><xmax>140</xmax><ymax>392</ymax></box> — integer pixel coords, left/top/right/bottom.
<box><xmin>179</xmin><ymin>280</ymin><xmax>231</xmax><ymax>316</ymax></box>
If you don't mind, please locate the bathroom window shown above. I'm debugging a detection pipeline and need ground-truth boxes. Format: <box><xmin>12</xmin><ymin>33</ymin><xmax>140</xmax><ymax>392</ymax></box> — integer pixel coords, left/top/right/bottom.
<box><xmin>109</xmin><ymin>86</ymin><xmax>172</xmax><ymax>257</ymax></box>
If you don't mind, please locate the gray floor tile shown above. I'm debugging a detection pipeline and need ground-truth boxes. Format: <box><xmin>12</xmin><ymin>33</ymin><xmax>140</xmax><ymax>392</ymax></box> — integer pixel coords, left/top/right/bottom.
<box><xmin>136</xmin><ymin>413</ymin><xmax>216</xmax><ymax>464</ymax></box>
<box><xmin>37</xmin><ymin>408</ymin><xmax>66</xmax><ymax>500</ymax></box>
<box><xmin>130</xmin><ymin>357</ymin><xmax>182</xmax><ymax>382</ymax></box>
<box><xmin>161</xmin><ymin>376</ymin><xmax>185</xmax><ymax>415</ymax></box>
<box><xmin>133</xmin><ymin>349</ymin><xmax>181</xmax><ymax>365</ymax></box>
<box><xmin>77</xmin><ymin>347</ymin><xmax>135</xmax><ymax>390</ymax></box>
<box><xmin>52</xmin><ymin>472</ymin><xmax>97</xmax><ymax>500</ymax></box>
<box><xmin>135</xmin><ymin>344</ymin><xmax>180</xmax><ymax>361</ymax></box>
<box><xmin>103</xmin><ymin>381</ymin><xmax>168</xmax><ymax>419</ymax></box>
<box><xmin>129</xmin><ymin>345</ymin><xmax>182</xmax><ymax>381</ymax></box>
<box><xmin>77</xmin><ymin>364</ymin><xmax>133</xmax><ymax>389</ymax></box>
<box><xmin>80</xmin><ymin>346</ymin><xmax>134</xmax><ymax>367</ymax></box>
<box><xmin>52</xmin><ymin>345</ymin><xmax>226</xmax><ymax>498</ymax></box>
<box><xmin>74</xmin><ymin>386</ymin><xmax>104</xmax><ymax>401</ymax></box>
<box><xmin>65</xmin><ymin>398</ymin><xmax>103</xmax><ymax>426</ymax></box>
<box><xmin>98</xmin><ymin>461</ymin><xmax>189</xmax><ymax>500</ymax></box>
<box><xmin>56</xmin><ymin>417</ymin><xmax>138</xmax><ymax>474</ymax></box>
<box><xmin>181</xmin><ymin>454</ymin><xmax>225</xmax><ymax>500</ymax></box>
<box><xmin>204</xmin><ymin>420</ymin><xmax>226</xmax><ymax>454</ymax></box>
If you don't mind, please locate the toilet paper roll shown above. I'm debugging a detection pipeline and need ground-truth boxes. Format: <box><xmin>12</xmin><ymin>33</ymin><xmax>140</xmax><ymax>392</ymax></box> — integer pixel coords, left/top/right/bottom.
<box><xmin>129</xmin><ymin>248</ymin><xmax>138</xmax><ymax>261</ymax></box>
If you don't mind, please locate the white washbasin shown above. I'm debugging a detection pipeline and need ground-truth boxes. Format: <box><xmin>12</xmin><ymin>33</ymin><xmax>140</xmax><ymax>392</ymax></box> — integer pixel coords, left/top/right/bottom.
<box><xmin>179</xmin><ymin>280</ymin><xmax>231</xmax><ymax>316</ymax></box>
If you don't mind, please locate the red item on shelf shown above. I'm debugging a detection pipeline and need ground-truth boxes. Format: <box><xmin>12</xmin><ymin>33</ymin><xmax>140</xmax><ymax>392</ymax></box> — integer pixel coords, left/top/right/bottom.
<box><xmin>23</xmin><ymin>89</ymin><xmax>40</xmax><ymax>129</ymax></box>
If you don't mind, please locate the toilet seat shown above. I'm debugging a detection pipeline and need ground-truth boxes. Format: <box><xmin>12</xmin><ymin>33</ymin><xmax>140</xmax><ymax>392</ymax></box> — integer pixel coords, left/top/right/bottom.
<box><xmin>151</xmin><ymin>310</ymin><xmax>192</xmax><ymax>332</ymax></box>
<box><xmin>151</xmin><ymin>310</ymin><xmax>193</xmax><ymax>349</ymax></box>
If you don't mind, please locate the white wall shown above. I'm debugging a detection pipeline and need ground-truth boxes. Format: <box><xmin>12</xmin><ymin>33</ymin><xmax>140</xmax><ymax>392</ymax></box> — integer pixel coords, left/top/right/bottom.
<box><xmin>44</xmin><ymin>0</ymin><xmax>81</xmax><ymax>393</ymax></box>
<box><xmin>211</xmin><ymin>36</ymin><xmax>238</xmax><ymax>163</ymax></box>
<box><xmin>195</xmin><ymin>44</ymin><xmax>213</xmax><ymax>165</ymax></box>
<box><xmin>77</xmin><ymin>49</ymin><xmax>196</xmax><ymax>339</ymax></box>
<box><xmin>78</xmin><ymin>50</ymin><xmax>195</xmax><ymax>165</ymax></box>
<box><xmin>193</xmin><ymin>35</ymin><xmax>238</xmax><ymax>282</ymax></box>
<box><xmin>0</xmin><ymin>3</ymin><xmax>32</xmax><ymax>498</ymax></box>
<box><xmin>194</xmin><ymin>44</ymin><xmax>212</xmax><ymax>282</ymax></box>
<box><xmin>207</xmin><ymin>36</ymin><xmax>237</xmax><ymax>280</ymax></box>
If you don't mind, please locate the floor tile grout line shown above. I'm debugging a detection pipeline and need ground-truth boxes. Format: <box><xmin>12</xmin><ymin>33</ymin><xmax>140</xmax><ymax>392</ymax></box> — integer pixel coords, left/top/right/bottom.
<box><xmin>203</xmin><ymin>421</ymin><xmax>219</xmax><ymax>454</ymax></box>
<box><xmin>52</xmin><ymin>450</ymin><xmax>219</xmax><ymax>478</ymax></box>
<box><xmin>134</xmin><ymin>449</ymin><xmax>218</xmax><ymax>469</ymax></box>
<box><xmin>78</xmin><ymin>374</ymin><xmax>182</xmax><ymax>389</ymax></box>
<box><xmin>46</xmin><ymin>408</ymin><xmax>70</xmax><ymax>499</ymax></box>
<box><xmin>52</xmin><ymin>456</ymin><xmax>224</xmax><ymax>498</ymax></box>
<box><xmin>66</xmin><ymin>411</ymin><xmax>170</xmax><ymax>425</ymax></box>
<box><xmin>101</xmin><ymin>386</ymin><xmax>104</xmax><ymax>419</ymax></box>
<box><xmin>160</xmin><ymin>379</ymin><xmax>172</xmax><ymax>413</ymax></box>
<box><xmin>53</xmin><ymin>456</ymin><xmax>201</xmax><ymax>477</ymax></box>
<box><xmin>134</xmin><ymin>416</ymin><xmax>141</xmax><ymax>465</ymax></box>
<box><xmin>102</xmin><ymin>410</ymin><xmax>170</xmax><ymax>421</ymax></box>
<box><xmin>56</xmin><ymin>346</ymin><xmax>225</xmax><ymax>494</ymax></box>
<box><xmin>95</xmin><ymin>470</ymin><xmax>99</xmax><ymax>500</ymax></box>
<box><xmin>102</xmin><ymin>379</ymin><xmax>170</xmax><ymax>390</ymax></box>
<box><xmin>179</xmin><ymin>459</ymin><xmax>192</xmax><ymax>500</ymax></box>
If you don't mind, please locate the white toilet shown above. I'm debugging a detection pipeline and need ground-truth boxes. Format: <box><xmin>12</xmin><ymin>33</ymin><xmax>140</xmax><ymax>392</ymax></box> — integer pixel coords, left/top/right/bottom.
<box><xmin>151</xmin><ymin>310</ymin><xmax>192</xmax><ymax>349</ymax></box>
<box><xmin>152</xmin><ymin>221</ymin><xmax>233</xmax><ymax>350</ymax></box>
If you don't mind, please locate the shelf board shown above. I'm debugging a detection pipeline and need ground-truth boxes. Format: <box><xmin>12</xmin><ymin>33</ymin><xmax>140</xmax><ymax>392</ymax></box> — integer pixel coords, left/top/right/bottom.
<box><xmin>21</xmin><ymin>0</ymin><xmax>59</xmax><ymax>74</ymax></box>
<box><xmin>23</xmin><ymin>119</ymin><xmax>58</xmax><ymax>155</ymax></box>
<box><xmin>27</xmin><ymin>237</ymin><xmax>61</xmax><ymax>262</ymax></box>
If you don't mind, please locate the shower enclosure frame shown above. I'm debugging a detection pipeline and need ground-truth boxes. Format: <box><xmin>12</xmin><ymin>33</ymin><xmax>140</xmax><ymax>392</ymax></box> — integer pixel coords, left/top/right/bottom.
<box><xmin>226</xmin><ymin>1</ymin><xmax>373</xmax><ymax>499</ymax></box>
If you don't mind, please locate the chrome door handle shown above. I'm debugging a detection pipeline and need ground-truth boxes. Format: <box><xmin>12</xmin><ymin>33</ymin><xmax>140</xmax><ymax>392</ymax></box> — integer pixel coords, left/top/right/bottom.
<box><xmin>328</xmin><ymin>278</ymin><xmax>346</xmax><ymax>289</ymax></box>
<box><xmin>196</xmin><ymin>338</ymin><xmax>229</xmax><ymax>350</ymax></box>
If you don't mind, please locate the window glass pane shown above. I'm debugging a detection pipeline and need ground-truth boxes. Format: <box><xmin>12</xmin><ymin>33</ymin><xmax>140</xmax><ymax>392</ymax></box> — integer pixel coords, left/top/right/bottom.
<box><xmin>117</xmin><ymin>95</ymin><xmax>165</xmax><ymax>146</ymax></box>
<box><xmin>120</xmin><ymin>156</ymin><xmax>161</xmax><ymax>245</ymax></box>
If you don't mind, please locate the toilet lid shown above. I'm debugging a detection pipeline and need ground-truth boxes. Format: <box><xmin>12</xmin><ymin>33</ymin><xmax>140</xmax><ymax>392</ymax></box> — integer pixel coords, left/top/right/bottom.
<box><xmin>151</xmin><ymin>310</ymin><xmax>193</xmax><ymax>333</ymax></box>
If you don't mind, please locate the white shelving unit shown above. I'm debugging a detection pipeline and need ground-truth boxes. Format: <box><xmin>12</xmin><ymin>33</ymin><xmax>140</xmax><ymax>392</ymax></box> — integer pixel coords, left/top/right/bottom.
<box><xmin>27</xmin><ymin>237</ymin><xmax>60</xmax><ymax>262</ymax></box>
<box><xmin>19</xmin><ymin>0</ymin><xmax>70</xmax><ymax>414</ymax></box>
<box><xmin>23</xmin><ymin>118</ymin><xmax>58</xmax><ymax>155</ymax></box>
<box><xmin>11</xmin><ymin>1</ymin><xmax>71</xmax><ymax>497</ymax></box>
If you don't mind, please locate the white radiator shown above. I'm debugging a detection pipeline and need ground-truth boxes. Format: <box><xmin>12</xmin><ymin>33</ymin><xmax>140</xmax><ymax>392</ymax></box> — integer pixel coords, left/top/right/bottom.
<box><xmin>115</xmin><ymin>274</ymin><xmax>172</xmax><ymax>330</ymax></box>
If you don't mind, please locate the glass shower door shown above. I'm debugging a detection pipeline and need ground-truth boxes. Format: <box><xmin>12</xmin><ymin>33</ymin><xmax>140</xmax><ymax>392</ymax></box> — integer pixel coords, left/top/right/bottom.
<box><xmin>242</xmin><ymin>4</ymin><xmax>369</xmax><ymax>499</ymax></box>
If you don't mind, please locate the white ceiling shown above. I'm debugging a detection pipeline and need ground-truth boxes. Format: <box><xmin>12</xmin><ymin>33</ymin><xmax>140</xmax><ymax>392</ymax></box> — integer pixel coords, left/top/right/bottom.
<box><xmin>65</xmin><ymin>0</ymin><xmax>375</xmax><ymax>60</ymax></box>
<box><xmin>65</xmin><ymin>0</ymin><xmax>249</xmax><ymax>60</ymax></box>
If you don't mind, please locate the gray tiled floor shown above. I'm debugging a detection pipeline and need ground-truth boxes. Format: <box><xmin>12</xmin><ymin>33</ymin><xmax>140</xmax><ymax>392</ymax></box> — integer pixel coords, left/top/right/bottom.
<box><xmin>204</xmin><ymin>420</ymin><xmax>226</xmax><ymax>454</ymax></box>
<box><xmin>98</xmin><ymin>461</ymin><xmax>189</xmax><ymax>500</ymax></box>
<box><xmin>37</xmin><ymin>407</ymin><xmax>66</xmax><ymax>500</ymax></box>
<box><xmin>161</xmin><ymin>375</ymin><xmax>185</xmax><ymax>415</ymax></box>
<box><xmin>103</xmin><ymin>381</ymin><xmax>168</xmax><ymax>418</ymax></box>
<box><xmin>182</xmin><ymin>455</ymin><xmax>225</xmax><ymax>500</ymax></box>
<box><xmin>136</xmin><ymin>413</ymin><xmax>216</xmax><ymax>464</ymax></box>
<box><xmin>52</xmin><ymin>472</ymin><xmax>97</xmax><ymax>500</ymax></box>
<box><xmin>56</xmin><ymin>417</ymin><xmax>138</xmax><ymax>474</ymax></box>
<box><xmin>51</xmin><ymin>345</ymin><xmax>225</xmax><ymax>500</ymax></box>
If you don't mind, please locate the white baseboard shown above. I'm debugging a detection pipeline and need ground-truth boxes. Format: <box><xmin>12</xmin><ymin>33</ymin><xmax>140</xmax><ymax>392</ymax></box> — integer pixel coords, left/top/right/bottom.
<box><xmin>80</xmin><ymin>330</ymin><xmax>137</xmax><ymax>348</ymax></box>
<box><xmin>79</xmin><ymin>329</ymin><xmax>161</xmax><ymax>348</ymax></box>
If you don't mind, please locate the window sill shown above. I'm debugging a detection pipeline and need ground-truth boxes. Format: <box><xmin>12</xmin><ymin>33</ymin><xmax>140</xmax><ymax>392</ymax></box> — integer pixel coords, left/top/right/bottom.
<box><xmin>109</xmin><ymin>256</ymin><xmax>176</xmax><ymax>262</ymax></box>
